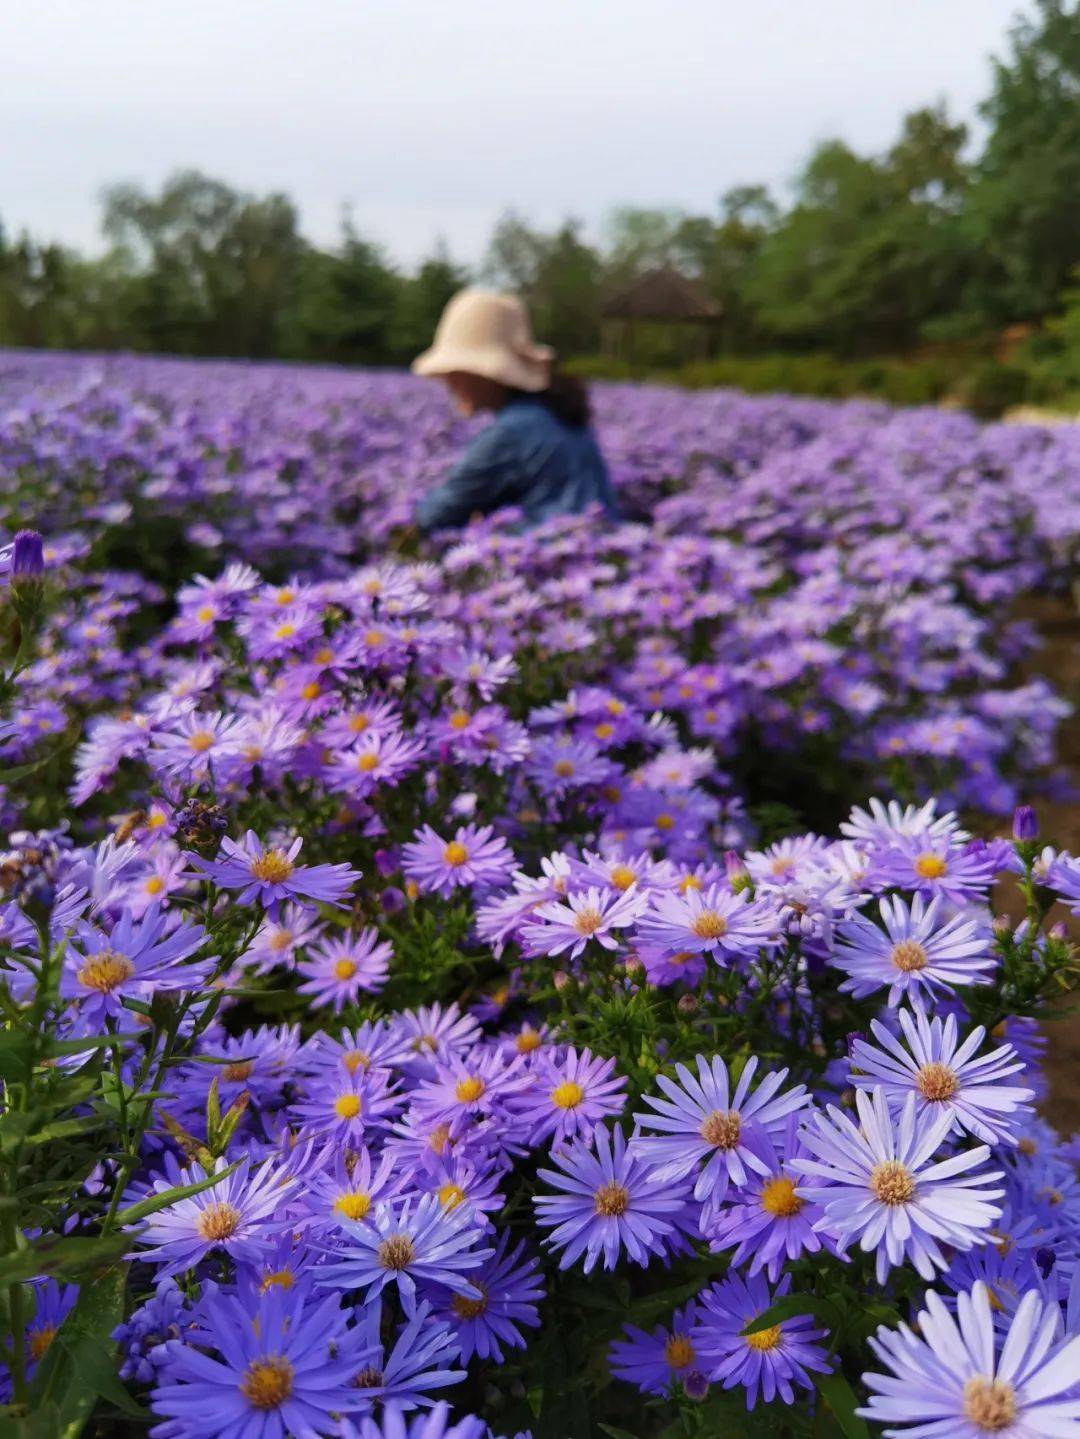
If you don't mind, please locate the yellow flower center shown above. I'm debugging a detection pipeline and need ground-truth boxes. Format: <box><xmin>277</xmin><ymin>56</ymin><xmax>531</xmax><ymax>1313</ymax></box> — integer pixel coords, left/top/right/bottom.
<box><xmin>249</xmin><ymin>849</ymin><xmax>294</xmax><ymax>884</ymax></box>
<box><xmin>334</xmin><ymin>959</ymin><xmax>358</xmax><ymax>981</ymax></box>
<box><xmin>356</xmin><ymin>752</ymin><xmax>379</xmax><ymax>772</ymax></box>
<box><xmin>690</xmin><ymin>910</ymin><xmax>727</xmax><ymax>940</ymax></box>
<box><xmin>664</xmin><ymin>1334</ymin><xmax>695</xmax><ymax>1370</ymax></box>
<box><xmin>451</xmin><ymin>1282</ymin><xmax>489</xmax><ymax>1319</ymax></box>
<box><xmin>187</xmin><ymin>729</ymin><xmax>216</xmax><ymax>752</ymax></box>
<box><xmin>443</xmin><ymin>841</ymin><xmax>469</xmax><ymax>866</ymax></box>
<box><xmin>655</xmin><ymin>813</ymin><xmax>675</xmax><ymax>832</ymax></box>
<box><xmin>428</xmin><ymin>1122</ymin><xmax>451</xmax><ymax>1155</ymax></box>
<box><xmin>334</xmin><ymin>1190</ymin><xmax>371</xmax><ymax>1220</ymax></box>
<box><xmin>222</xmin><ymin>1061</ymin><xmax>254</xmax><ymax>1082</ymax></box>
<box><xmin>438</xmin><ymin>1182</ymin><xmax>466</xmax><ymax>1210</ymax></box>
<box><xmin>196</xmin><ymin>605</ymin><xmax>216</xmax><ymax>623</ymax></box>
<box><xmin>962</xmin><ymin>1377</ymin><xmax>1017</xmax><ymax>1432</ymax></box>
<box><xmin>240</xmin><ymin>1355</ymin><xmax>294</xmax><ymax>1410</ymax></box>
<box><xmin>594</xmin><ymin>722</ymin><xmax>615</xmax><ymax>740</ymax></box>
<box><xmin>700</xmin><ymin>1109</ymin><xmax>741</xmax><ymax>1150</ymax></box>
<box><xmin>609</xmin><ymin>865</ymin><xmax>636</xmax><ymax>891</ymax></box>
<box><xmin>301</xmin><ymin>681</ymin><xmax>321</xmax><ymax>701</ymax></box>
<box><xmin>334</xmin><ymin>1094</ymin><xmax>362</xmax><ymax>1120</ymax></box>
<box><xmin>448</xmin><ymin>710</ymin><xmax>471</xmax><ymax>731</ymax></box>
<box><xmin>144</xmin><ymin>876</ymin><xmax>165</xmax><ymax>895</ymax></box>
<box><xmin>869</xmin><ymin>1160</ymin><xmax>916</xmax><ymax>1206</ymax></box>
<box><xmin>28</xmin><ymin>1325</ymin><xmax>56</xmax><ymax>1362</ymax></box>
<box><xmin>259</xmin><ymin>1269</ymin><xmax>295</xmax><ymax>1292</ymax></box>
<box><xmin>349</xmin><ymin>713</ymin><xmax>371</xmax><ymax>733</ymax></box>
<box><xmin>343</xmin><ymin>1049</ymin><xmax>371</xmax><ymax>1074</ymax></box>
<box><xmin>914</xmin><ymin>853</ymin><xmax>948</xmax><ymax>879</ymax></box>
<box><xmin>377</xmin><ymin>1235</ymin><xmax>416</xmax><ymax>1270</ymax></box>
<box><xmin>553</xmin><ymin>759</ymin><xmax>575</xmax><ymax>777</ymax></box>
<box><xmin>594</xmin><ymin>1182</ymin><xmax>631</xmax><ymax>1217</ymax></box>
<box><xmin>77</xmin><ymin>949</ymin><xmax>135</xmax><ymax>994</ymax></box>
<box><xmin>455</xmin><ymin>1076</ymin><xmax>486</xmax><ymax>1103</ymax></box>
<box><xmin>916</xmin><ymin>1061</ymin><xmax>959</xmax><ymax>1101</ymax></box>
<box><xmin>363</xmin><ymin>629</ymin><xmax>384</xmax><ymax>647</ymax></box>
<box><xmin>890</xmin><ymin>939</ymin><xmax>929</xmax><ymax>972</ymax></box>
<box><xmin>759</xmin><ymin>1175</ymin><xmax>803</xmax><ymax>1217</ymax></box>
<box><xmin>551</xmin><ymin>1081</ymin><xmax>585</xmax><ymax>1110</ymax></box>
<box><xmin>197</xmin><ymin>1201</ymin><xmax>242</xmax><ymax>1241</ymax></box>
<box><xmin>745</xmin><ymin>1324</ymin><xmax>782</xmax><ymax>1352</ymax></box>
<box><xmin>573</xmin><ymin>906</ymin><xmax>604</xmax><ymax>935</ymax></box>
<box><xmin>516</xmin><ymin>1026</ymin><xmax>543</xmax><ymax>1053</ymax></box>
<box><xmin>275</xmin><ymin>588</ymin><xmax>295</xmax><ymax>605</ymax></box>
<box><xmin>273</xmin><ymin>623</ymin><xmax>296</xmax><ymax>641</ymax></box>
<box><xmin>679</xmin><ymin>874</ymin><xmax>703</xmax><ymax>893</ymax></box>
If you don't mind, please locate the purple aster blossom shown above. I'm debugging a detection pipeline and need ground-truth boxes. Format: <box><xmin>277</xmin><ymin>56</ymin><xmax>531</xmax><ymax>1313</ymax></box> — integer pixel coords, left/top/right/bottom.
<box><xmin>346</xmin><ymin>1297</ymin><xmax>465</xmax><ymax>1414</ymax></box>
<box><xmin>409</xmin><ymin>1049</ymin><xmax>531</xmax><ymax>1137</ymax></box>
<box><xmin>631</xmin><ymin>1055</ymin><xmax>809</xmax><ymax>1212</ymax></box>
<box><xmin>299</xmin><ymin>1020</ymin><xmax>412</xmax><ymax>1084</ymax></box>
<box><xmin>520</xmin><ymin>886</ymin><xmax>649</xmax><ymax>960</ymax></box>
<box><xmin>244</xmin><ymin>902</ymin><xmax>324</xmax><ymax>974</ymax></box>
<box><xmin>515</xmin><ymin>1045</ymin><xmax>627</xmax><ymax>1148</ymax></box>
<box><xmin>113</xmin><ymin>1277</ymin><xmax>192</xmax><ymax>1385</ymax></box>
<box><xmin>129</xmin><ymin>1156</ymin><xmax>298</xmax><ymax>1276</ymax></box>
<box><xmin>193</xmin><ymin>830</ymin><xmax>360</xmax><ymax>914</ymax></box>
<box><xmin>840</xmin><ymin>797</ymin><xmax>969</xmax><ymax>848</ymax></box>
<box><xmin>859</xmin><ymin>1283</ymin><xmax>1080</xmax><ymax>1439</ymax></box>
<box><xmin>319</xmin><ymin>1193</ymin><xmax>492</xmax><ymax>1315</ymax></box>
<box><xmin>434</xmin><ymin>1231</ymin><xmax>543</xmax><ymax>1363</ymax></box>
<box><xmin>830</xmin><ymin>892</ymin><xmax>995</xmax><ymax>1007</ymax></box>
<box><xmin>22</xmin><ymin>1279</ymin><xmax>77</xmax><ymax>1379</ymax></box>
<box><xmin>151</xmin><ymin>1283</ymin><xmax>362</xmax><ymax>1439</ymax></box>
<box><xmin>60</xmin><ymin>904</ymin><xmax>210</xmax><ymax>1026</ymax></box>
<box><xmin>150</xmin><ymin>709</ymin><xmax>243</xmax><ymax>781</ymax></box>
<box><xmin>1047</xmin><ymin>853</ymin><xmax>1080</xmax><ymax>915</ymax></box>
<box><xmin>409</xmin><ymin>1152</ymin><xmax>506</xmax><ymax>1228</ymax></box>
<box><xmin>703</xmin><ymin>1116</ymin><xmax>842</xmax><ymax>1281</ymax></box>
<box><xmin>533</xmin><ymin>1123</ymin><xmax>694</xmax><ymax>1274</ymax></box>
<box><xmin>849</xmin><ymin>1008</ymin><xmax>1035</xmax><ymax>1144</ymax></box>
<box><xmin>324</xmin><ymin>730</ymin><xmax>426</xmax><ymax>798</ymax></box>
<box><xmin>290</xmin><ymin>1065</ymin><xmax>401</xmax><ymax>1142</ymax></box>
<box><xmin>869</xmin><ymin>835</ymin><xmax>1005</xmax><ymax>904</ymax></box>
<box><xmin>340</xmin><ymin>1403</ymin><xmax>486</xmax><ymax>1439</ymax></box>
<box><xmin>395</xmin><ymin>1003</ymin><xmax>482</xmax><ymax>1071</ymax></box>
<box><xmin>526</xmin><ymin>735</ymin><xmax>615</xmax><ymax>797</ymax></box>
<box><xmin>633</xmin><ymin>884</ymin><xmax>779</xmax><ymax>964</ymax></box>
<box><xmin>298</xmin><ymin>1146</ymin><xmax>402</xmax><ymax>1232</ymax></box>
<box><xmin>692</xmin><ymin>1272</ymin><xmax>831</xmax><ymax>1409</ymax></box>
<box><xmin>791</xmin><ymin>1088</ymin><xmax>1004</xmax><ymax>1283</ymax></box>
<box><xmin>296</xmin><ymin>927</ymin><xmax>393</xmax><ymax>1010</ymax></box>
<box><xmin>609</xmin><ymin>1300</ymin><xmax>704</xmax><ymax>1397</ymax></box>
<box><xmin>10</xmin><ymin>528</ymin><xmax>45</xmax><ymax>579</ymax></box>
<box><xmin>440</xmin><ymin>648</ymin><xmax>517</xmax><ymax>700</ymax></box>
<box><xmin>401</xmin><ymin>824</ymin><xmax>515</xmax><ymax>899</ymax></box>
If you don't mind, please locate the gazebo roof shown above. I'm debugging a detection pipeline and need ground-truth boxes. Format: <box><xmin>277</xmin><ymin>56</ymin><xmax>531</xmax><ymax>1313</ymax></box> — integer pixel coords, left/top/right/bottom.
<box><xmin>601</xmin><ymin>266</ymin><xmax>722</xmax><ymax>322</ymax></box>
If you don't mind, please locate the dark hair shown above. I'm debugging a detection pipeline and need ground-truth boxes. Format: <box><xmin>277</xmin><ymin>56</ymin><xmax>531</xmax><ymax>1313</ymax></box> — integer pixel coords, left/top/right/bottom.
<box><xmin>509</xmin><ymin>371</ymin><xmax>591</xmax><ymax>428</ymax></box>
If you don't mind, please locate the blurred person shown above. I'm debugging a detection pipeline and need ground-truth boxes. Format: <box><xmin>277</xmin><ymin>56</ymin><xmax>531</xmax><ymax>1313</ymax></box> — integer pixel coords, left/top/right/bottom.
<box><xmin>412</xmin><ymin>289</ymin><xmax>618</xmax><ymax>531</ymax></box>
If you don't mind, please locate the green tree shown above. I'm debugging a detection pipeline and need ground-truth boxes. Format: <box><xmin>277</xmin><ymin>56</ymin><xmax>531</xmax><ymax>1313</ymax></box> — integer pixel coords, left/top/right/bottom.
<box><xmin>388</xmin><ymin>242</ymin><xmax>470</xmax><ymax>362</ymax></box>
<box><xmin>970</xmin><ymin>0</ymin><xmax>1080</xmax><ymax>319</ymax></box>
<box><xmin>283</xmin><ymin>218</ymin><xmax>400</xmax><ymax>365</ymax></box>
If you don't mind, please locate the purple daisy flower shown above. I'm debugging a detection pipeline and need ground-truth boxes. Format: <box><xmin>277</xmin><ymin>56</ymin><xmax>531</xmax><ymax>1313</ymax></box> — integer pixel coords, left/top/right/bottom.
<box><xmin>849</xmin><ymin>1008</ymin><xmax>1035</xmax><ymax>1144</ymax></box>
<box><xmin>830</xmin><ymin>892</ymin><xmax>995</xmax><ymax>1006</ymax></box>
<box><xmin>860</xmin><ymin>1283</ymin><xmax>1080</xmax><ymax>1439</ymax></box>
<box><xmin>435</xmin><ymin>1230</ymin><xmax>543</xmax><ymax>1363</ymax></box>
<box><xmin>692</xmin><ymin>1272</ymin><xmax>831</xmax><ymax>1409</ymax></box>
<box><xmin>533</xmin><ymin>1123</ymin><xmax>693</xmax><ymax>1274</ymax></box>
<box><xmin>410</xmin><ymin>1049</ymin><xmax>531</xmax><ymax>1137</ymax></box>
<box><xmin>515</xmin><ymin>1045</ymin><xmax>627</xmax><ymax>1147</ymax></box>
<box><xmin>791</xmin><ymin>1088</ymin><xmax>1004</xmax><ymax>1283</ymax></box>
<box><xmin>298</xmin><ymin>1147</ymin><xmax>402</xmax><ymax>1231</ymax></box>
<box><xmin>631</xmin><ymin>1055</ymin><xmax>809</xmax><ymax>1212</ymax></box>
<box><xmin>290</xmin><ymin>1066</ymin><xmax>401</xmax><ymax>1142</ymax></box>
<box><xmin>319</xmin><ymin>1193</ymin><xmax>492</xmax><ymax>1315</ymax></box>
<box><xmin>151</xmin><ymin>1283</ymin><xmax>362</xmax><ymax>1438</ymax></box>
<box><xmin>194</xmin><ymin>830</ymin><xmax>360</xmax><ymax>914</ymax></box>
<box><xmin>340</xmin><ymin>1403</ymin><xmax>486</xmax><ymax>1439</ymax></box>
<box><xmin>703</xmin><ymin>1116</ymin><xmax>841</xmax><ymax>1280</ymax></box>
<box><xmin>61</xmin><ymin>904</ymin><xmax>210</xmax><ymax>1026</ymax></box>
<box><xmin>346</xmin><ymin>1297</ymin><xmax>465</xmax><ymax>1414</ymax></box>
<box><xmin>296</xmin><ymin>927</ymin><xmax>393</xmax><ymax>1010</ymax></box>
<box><xmin>870</xmin><ymin>836</ymin><xmax>1004</xmax><ymax>905</ymax></box>
<box><xmin>401</xmin><ymin>824</ymin><xmax>514</xmax><ymax>899</ymax></box>
<box><xmin>520</xmin><ymin>885</ymin><xmax>649</xmax><ymax>960</ymax></box>
<box><xmin>634</xmin><ymin>883</ymin><xmax>779</xmax><ymax>963</ymax></box>
<box><xmin>130</xmin><ymin>1157</ymin><xmax>297</xmax><ymax>1277</ymax></box>
<box><xmin>609</xmin><ymin>1300</ymin><xmax>704</xmax><ymax>1397</ymax></box>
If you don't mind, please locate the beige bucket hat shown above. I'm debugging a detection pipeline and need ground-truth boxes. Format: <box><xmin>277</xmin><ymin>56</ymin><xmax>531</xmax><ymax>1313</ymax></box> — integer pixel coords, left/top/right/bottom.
<box><xmin>412</xmin><ymin>289</ymin><xmax>554</xmax><ymax>392</ymax></box>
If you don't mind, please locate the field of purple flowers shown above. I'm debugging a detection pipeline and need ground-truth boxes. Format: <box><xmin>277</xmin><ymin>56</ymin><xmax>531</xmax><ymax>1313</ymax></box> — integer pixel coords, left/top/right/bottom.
<box><xmin>0</xmin><ymin>349</ymin><xmax>1079</xmax><ymax>1439</ymax></box>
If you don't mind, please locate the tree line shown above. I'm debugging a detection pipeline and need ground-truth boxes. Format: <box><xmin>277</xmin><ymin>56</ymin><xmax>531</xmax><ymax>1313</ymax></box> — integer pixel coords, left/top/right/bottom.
<box><xmin>3</xmin><ymin>0</ymin><xmax>1080</xmax><ymax>373</ymax></box>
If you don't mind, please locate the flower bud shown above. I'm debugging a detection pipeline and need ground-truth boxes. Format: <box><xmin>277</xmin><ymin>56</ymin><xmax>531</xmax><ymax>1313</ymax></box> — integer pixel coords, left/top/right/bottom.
<box><xmin>1012</xmin><ymin>805</ymin><xmax>1038</xmax><ymax>842</ymax></box>
<box><xmin>677</xmin><ymin>993</ymin><xmax>698</xmax><ymax>1015</ymax></box>
<box><xmin>11</xmin><ymin>530</ymin><xmax>44</xmax><ymax>579</ymax></box>
<box><xmin>683</xmin><ymin>1370</ymin><xmax>709</xmax><ymax>1401</ymax></box>
<box><xmin>552</xmin><ymin>970</ymin><xmax>570</xmax><ymax>992</ymax></box>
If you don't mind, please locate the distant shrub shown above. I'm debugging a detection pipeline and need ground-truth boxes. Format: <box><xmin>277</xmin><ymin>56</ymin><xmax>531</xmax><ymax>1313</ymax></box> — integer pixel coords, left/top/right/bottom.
<box><xmin>953</xmin><ymin>361</ymin><xmax>1029</xmax><ymax>419</ymax></box>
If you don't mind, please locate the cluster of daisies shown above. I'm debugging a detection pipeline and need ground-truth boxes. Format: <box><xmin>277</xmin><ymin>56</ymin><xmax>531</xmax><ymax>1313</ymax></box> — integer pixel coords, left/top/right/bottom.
<box><xmin>3</xmin><ymin>785</ymin><xmax>1079</xmax><ymax>1437</ymax></box>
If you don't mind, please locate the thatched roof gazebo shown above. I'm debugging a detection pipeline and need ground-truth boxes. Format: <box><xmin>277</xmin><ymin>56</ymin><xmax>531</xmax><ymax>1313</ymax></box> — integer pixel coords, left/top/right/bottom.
<box><xmin>600</xmin><ymin>267</ymin><xmax>722</xmax><ymax>363</ymax></box>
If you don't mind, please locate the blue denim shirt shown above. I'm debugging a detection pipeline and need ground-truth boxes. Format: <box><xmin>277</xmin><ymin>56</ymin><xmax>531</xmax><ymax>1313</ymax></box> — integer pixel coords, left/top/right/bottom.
<box><xmin>417</xmin><ymin>396</ymin><xmax>618</xmax><ymax>531</ymax></box>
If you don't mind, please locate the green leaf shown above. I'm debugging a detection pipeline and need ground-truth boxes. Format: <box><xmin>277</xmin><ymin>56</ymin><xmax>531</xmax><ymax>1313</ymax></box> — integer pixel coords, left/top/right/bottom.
<box><xmin>814</xmin><ymin>1371</ymin><xmax>871</xmax><ymax>1439</ymax></box>
<box><xmin>112</xmin><ymin>1157</ymin><xmax>242</xmax><ymax>1226</ymax></box>
<box><xmin>741</xmin><ymin>1293</ymin><xmax>844</xmax><ymax>1335</ymax></box>
<box><xmin>0</xmin><ymin>1233</ymin><xmax>131</xmax><ymax>1286</ymax></box>
<box><xmin>28</xmin><ymin>1264</ymin><xmax>145</xmax><ymax>1435</ymax></box>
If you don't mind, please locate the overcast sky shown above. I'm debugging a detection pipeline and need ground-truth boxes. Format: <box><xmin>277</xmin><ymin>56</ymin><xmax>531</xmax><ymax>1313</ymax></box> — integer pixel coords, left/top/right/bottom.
<box><xmin>3</xmin><ymin>0</ymin><xmax>1030</xmax><ymax>267</ymax></box>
